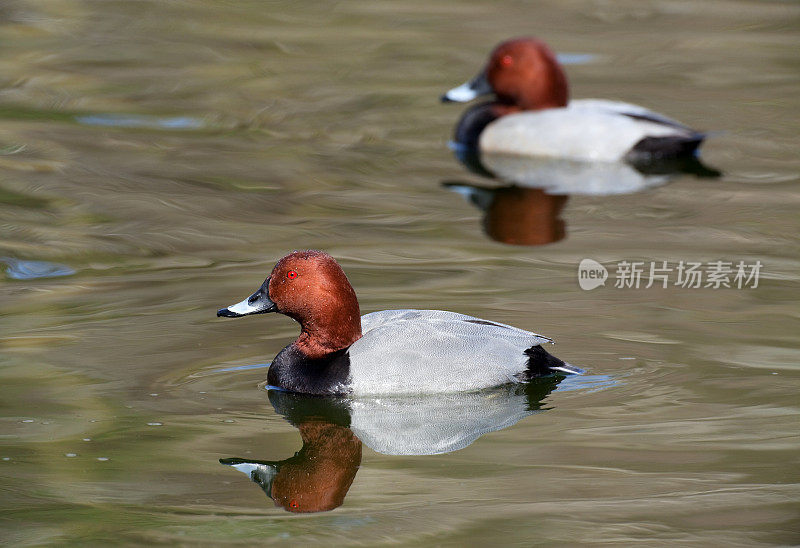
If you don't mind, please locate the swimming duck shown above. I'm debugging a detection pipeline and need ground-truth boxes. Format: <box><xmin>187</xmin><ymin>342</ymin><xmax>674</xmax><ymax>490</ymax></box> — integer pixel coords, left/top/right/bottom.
<box><xmin>217</xmin><ymin>250</ymin><xmax>581</xmax><ymax>395</ymax></box>
<box><xmin>442</xmin><ymin>37</ymin><xmax>711</xmax><ymax>164</ymax></box>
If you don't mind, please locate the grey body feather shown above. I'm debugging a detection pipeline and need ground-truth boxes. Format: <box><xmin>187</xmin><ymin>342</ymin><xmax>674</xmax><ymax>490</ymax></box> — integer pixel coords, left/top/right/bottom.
<box><xmin>348</xmin><ymin>309</ymin><xmax>552</xmax><ymax>395</ymax></box>
<box><xmin>480</xmin><ymin>99</ymin><xmax>698</xmax><ymax>162</ymax></box>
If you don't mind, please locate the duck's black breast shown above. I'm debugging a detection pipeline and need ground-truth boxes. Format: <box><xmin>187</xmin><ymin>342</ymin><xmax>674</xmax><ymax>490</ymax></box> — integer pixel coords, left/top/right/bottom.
<box><xmin>267</xmin><ymin>344</ymin><xmax>352</xmax><ymax>396</ymax></box>
<box><xmin>454</xmin><ymin>101</ymin><xmax>502</xmax><ymax>149</ymax></box>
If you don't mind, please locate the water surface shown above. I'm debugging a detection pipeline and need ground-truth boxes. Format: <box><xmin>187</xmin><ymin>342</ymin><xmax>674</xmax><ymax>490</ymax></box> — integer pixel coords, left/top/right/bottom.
<box><xmin>1</xmin><ymin>0</ymin><xmax>799</xmax><ymax>545</ymax></box>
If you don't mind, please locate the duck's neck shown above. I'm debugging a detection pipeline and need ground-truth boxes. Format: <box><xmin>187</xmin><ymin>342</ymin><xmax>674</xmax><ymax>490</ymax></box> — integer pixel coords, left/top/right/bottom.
<box><xmin>505</xmin><ymin>85</ymin><xmax>567</xmax><ymax>111</ymax></box>
<box><xmin>293</xmin><ymin>304</ymin><xmax>362</xmax><ymax>359</ymax></box>
<box><xmin>513</xmin><ymin>64</ymin><xmax>569</xmax><ymax>111</ymax></box>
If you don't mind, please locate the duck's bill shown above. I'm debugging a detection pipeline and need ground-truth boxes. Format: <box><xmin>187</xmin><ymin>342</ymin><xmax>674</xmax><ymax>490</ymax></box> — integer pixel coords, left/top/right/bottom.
<box><xmin>217</xmin><ymin>278</ymin><xmax>277</xmax><ymax>318</ymax></box>
<box><xmin>441</xmin><ymin>70</ymin><xmax>491</xmax><ymax>103</ymax></box>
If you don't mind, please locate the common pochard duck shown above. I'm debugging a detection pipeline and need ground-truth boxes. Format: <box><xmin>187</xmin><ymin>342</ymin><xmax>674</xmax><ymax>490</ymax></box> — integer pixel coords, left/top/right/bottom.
<box><xmin>217</xmin><ymin>250</ymin><xmax>581</xmax><ymax>395</ymax></box>
<box><xmin>442</xmin><ymin>37</ymin><xmax>711</xmax><ymax>164</ymax></box>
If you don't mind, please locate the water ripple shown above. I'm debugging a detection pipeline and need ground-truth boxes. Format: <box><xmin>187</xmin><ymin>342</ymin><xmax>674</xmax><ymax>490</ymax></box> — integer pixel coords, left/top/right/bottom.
<box><xmin>1</xmin><ymin>257</ymin><xmax>75</xmax><ymax>280</ymax></box>
<box><xmin>75</xmin><ymin>114</ymin><xmax>205</xmax><ymax>130</ymax></box>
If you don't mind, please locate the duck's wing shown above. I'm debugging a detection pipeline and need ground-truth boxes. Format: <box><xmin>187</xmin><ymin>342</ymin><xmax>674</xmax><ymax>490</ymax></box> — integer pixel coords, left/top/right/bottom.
<box><xmin>361</xmin><ymin>309</ymin><xmax>552</xmax><ymax>343</ymax></box>
<box><xmin>571</xmin><ymin>99</ymin><xmax>710</xmax><ymax>162</ymax></box>
<box><xmin>481</xmin><ymin>103</ymin><xmax>700</xmax><ymax>162</ymax></box>
<box><xmin>569</xmin><ymin>99</ymin><xmax>695</xmax><ymax>131</ymax></box>
<box><xmin>350</xmin><ymin>310</ymin><xmax>552</xmax><ymax>395</ymax></box>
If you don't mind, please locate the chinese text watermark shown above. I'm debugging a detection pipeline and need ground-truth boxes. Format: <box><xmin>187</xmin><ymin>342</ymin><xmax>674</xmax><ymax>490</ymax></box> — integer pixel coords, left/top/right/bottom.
<box><xmin>578</xmin><ymin>259</ymin><xmax>762</xmax><ymax>290</ymax></box>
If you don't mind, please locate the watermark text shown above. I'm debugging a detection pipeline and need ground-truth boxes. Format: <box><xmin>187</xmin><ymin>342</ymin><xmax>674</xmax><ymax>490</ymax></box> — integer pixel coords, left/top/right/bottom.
<box><xmin>578</xmin><ymin>259</ymin><xmax>762</xmax><ymax>290</ymax></box>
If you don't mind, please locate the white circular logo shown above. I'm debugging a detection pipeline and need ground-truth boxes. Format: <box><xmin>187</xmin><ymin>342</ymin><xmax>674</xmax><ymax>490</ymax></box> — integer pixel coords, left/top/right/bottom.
<box><xmin>578</xmin><ymin>259</ymin><xmax>608</xmax><ymax>290</ymax></box>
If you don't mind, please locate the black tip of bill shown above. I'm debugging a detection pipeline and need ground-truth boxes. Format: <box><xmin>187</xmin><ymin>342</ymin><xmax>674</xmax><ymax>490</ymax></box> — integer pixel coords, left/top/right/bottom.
<box><xmin>217</xmin><ymin>308</ymin><xmax>241</xmax><ymax>318</ymax></box>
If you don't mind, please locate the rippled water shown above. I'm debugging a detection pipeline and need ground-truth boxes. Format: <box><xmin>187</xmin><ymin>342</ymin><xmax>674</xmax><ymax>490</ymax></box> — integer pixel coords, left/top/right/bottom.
<box><xmin>1</xmin><ymin>1</ymin><xmax>799</xmax><ymax>545</ymax></box>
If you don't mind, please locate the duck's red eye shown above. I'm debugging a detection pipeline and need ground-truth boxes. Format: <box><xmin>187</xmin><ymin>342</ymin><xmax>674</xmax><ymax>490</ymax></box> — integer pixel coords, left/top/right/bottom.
<box><xmin>287</xmin><ymin>270</ymin><xmax>298</xmax><ymax>280</ymax></box>
<box><xmin>501</xmin><ymin>54</ymin><xmax>514</xmax><ymax>67</ymax></box>
<box><xmin>289</xmin><ymin>500</ymin><xmax>299</xmax><ymax>509</ymax></box>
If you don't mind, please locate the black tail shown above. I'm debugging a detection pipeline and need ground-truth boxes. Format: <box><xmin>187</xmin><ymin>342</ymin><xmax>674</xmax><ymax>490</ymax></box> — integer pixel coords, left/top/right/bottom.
<box><xmin>625</xmin><ymin>134</ymin><xmax>722</xmax><ymax>178</ymax></box>
<box><xmin>524</xmin><ymin>345</ymin><xmax>585</xmax><ymax>378</ymax></box>
<box><xmin>626</xmin><ymin>134</ymin><xmax>705</xmax><ymax>160</ymax></box>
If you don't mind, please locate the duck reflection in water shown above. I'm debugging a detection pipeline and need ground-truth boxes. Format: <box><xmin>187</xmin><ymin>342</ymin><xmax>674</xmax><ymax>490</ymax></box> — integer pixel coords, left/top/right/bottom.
<box><xmin>445</xmin><ymin>149</ymin><xmax>720</xmax><ymax>247</ymax></box>
<box><xmin>221</xmin><ymin>376</ymin><xmax>562</xmax><ymax>513</ymax></box>
<box><xmin>446</xmin><ymin>182</ymin><xmax>567</xmax><ymax>246</ymax></box>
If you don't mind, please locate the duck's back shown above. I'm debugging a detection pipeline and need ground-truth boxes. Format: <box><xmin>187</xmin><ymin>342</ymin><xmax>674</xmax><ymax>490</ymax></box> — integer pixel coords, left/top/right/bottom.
<box><xmin>480</xmin><ymin>99</ymin><xmax>701</xmax><ymax>162</ymax></box>
<box><xmin>348</xmin><ymin>309</ymin><xmax>552</xmax><ymax>395</ymax></box>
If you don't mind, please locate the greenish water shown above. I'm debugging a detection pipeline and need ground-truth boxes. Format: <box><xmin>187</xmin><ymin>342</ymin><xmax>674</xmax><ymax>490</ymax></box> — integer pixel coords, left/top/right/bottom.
<box><xmin>1</xmin><ymin>0</ymin><xmax>799</xmax><ymax>545</ymax></box>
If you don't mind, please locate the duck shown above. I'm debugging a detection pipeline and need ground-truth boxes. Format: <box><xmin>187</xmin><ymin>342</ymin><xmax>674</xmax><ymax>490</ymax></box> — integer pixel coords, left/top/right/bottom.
<box><xmin>217</xmin><ymin>250</ymin><xmax>581</xmax><ymax>396</ymax></box>
<box><xmin>441</xmin><ymin>37</ymin><xmax>712</xmax><ymax>164</ymax></box>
